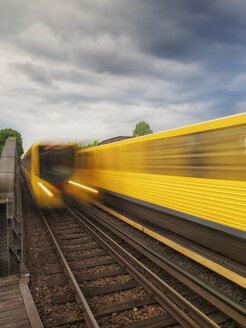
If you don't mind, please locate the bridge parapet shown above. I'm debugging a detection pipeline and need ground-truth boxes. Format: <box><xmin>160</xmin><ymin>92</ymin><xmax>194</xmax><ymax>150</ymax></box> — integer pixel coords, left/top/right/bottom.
<box><xmin>0</xmin><ymin>137</ymin><xmax>24</xmax><ymax>276</ymax></box>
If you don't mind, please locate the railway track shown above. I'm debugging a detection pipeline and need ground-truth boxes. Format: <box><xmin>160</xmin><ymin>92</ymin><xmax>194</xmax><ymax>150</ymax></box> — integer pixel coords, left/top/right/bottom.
<box><xmin>71</xmin><ymin>202</ymin><xmax>246</xmax><ymax>327</ymax></box>
<box><xmin>22</xmin><ymin>176</ymin><xmax>246</xmax><ymax>327</ymax></box>
<box><xmin>34</xmin><ymin>204</ymin><xmax>244</xmax><ymax>328</ymax></box>
<box><xmin>38</xmin><ymin>207</ymin><xmax>215</xmax><ymax>327</ymax></box>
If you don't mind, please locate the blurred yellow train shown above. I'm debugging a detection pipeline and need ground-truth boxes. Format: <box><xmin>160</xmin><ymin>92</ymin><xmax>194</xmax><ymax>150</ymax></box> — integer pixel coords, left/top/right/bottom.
<box><xmin>22</xmin><ymin>142</ymin><xmax>76</xmax><ymax>208</ymax></box>
<box><xmin>65</xmin><ymin>114</ymin><xmax>246</xmax><ymax>266</ymax></box>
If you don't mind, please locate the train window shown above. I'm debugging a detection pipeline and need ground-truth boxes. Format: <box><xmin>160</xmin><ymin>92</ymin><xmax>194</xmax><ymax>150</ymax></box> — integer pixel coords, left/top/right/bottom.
<box><xmin>80</xmin><ymin>124</ymin><xmax>246</xmax><ymax>181</ymax></box>
<box><xmin>87</xmin><ymin>152</ymin><xmax>94</xmax><ymax>169</ymax></box>
<box><xmin>100</xmin><ymin>124</ymin><xmax>246</xmax><ymax>181</ymax></box>
<box><xmin>78</xmin><ymin>152</ymin><xmax>88</xmax><ymax>169</ymax></box>
<box><xmin>143</xmin><ymin>124</ymin><xmax>246</xmax><ymax>180</ymax></box>
<box><xmin>39</xmin><ymin>146</ymin><xmax>75</xmax><ymax>185</ymax></box>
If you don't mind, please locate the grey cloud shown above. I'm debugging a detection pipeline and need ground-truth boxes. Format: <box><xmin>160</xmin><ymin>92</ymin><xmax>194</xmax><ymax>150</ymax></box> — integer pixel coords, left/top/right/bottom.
<box><xmin>133</xmin><ymin>1</ymin><xmax>246</xmax><ymax>54</ymax></box>
<box><xmin>11</xmin><ymin>63</ymin><xmax>53</xmax><ymax>85</ymax></box>
<box><xmin>3</xmin><ymin>0</ymin><xmax>245</xmax><ymax>77</ymax></box>
<box><xmin>0</xmin><ymin>0</ymin><xmax>246</xmax><ymax>150</ymax></box>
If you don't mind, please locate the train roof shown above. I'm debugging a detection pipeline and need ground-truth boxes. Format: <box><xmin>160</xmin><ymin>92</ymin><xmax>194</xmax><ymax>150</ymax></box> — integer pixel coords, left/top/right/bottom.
<box><xmin>22</xmin><ymin>142</ymin><xmax>77</xmax><ymax>158</ymax></box>
<box><xmin>79</xmin><ymin>112</ymin><xmax>246</xmax><ymax>152</ymax></box>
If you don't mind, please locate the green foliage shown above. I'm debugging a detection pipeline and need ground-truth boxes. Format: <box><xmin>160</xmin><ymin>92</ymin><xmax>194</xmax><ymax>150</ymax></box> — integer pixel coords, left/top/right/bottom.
<box><xmin>133</xmin><ymin>121</ymin><xmax>153</xmax><ymax>137</ymax></box>
<box><xmin>83</xmin><ymin>140</ymin><xmax>100</xmax><ymax>148</ymax></box>
<box><xmin>0</xmin><ymin>128</ymin><xmax>24</xmax><ymax>157</ymax></box>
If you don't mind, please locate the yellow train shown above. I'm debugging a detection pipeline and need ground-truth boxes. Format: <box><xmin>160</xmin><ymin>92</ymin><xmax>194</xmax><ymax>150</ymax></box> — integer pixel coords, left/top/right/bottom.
<box><xmin>65</xmin><ymin>114</ymin><xmax>246</xmax><ymax>268</ymax></box>
<box><xmin>22</xmin><ymin>142</ymin><xmax>77</xmax><ymax>208</ymax></box>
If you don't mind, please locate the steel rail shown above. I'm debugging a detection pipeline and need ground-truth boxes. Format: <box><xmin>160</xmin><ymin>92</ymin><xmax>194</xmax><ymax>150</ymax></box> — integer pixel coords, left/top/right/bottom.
<box><xmin>22</xmin><ymin>177</ymin><xmax>99</xmax><ymax>328</ymax></box>
<box><xmin>69</xmin><ymin>207</ymin><xmax>221</xmax><ymax>328</ymax></box>
<box><xmin>75</xmin><ymin>203</ymin><xmax>246</xmax><ymax>327</ymax></box>
<box><xmin>39</xmin><ymin>210</ymin><xmax>99</xmax><ymax>328</ymax></box>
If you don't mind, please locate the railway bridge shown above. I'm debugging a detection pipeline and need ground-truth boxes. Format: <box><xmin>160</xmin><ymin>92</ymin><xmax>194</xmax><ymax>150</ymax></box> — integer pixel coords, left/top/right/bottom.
<box><xmin>0</xmin><ymin>132</ymin><xmax>246</xmax><ymax>328</ymax></box>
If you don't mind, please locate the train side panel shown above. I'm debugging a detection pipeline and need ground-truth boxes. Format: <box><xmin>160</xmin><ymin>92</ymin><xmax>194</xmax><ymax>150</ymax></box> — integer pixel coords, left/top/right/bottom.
<box><xmin>65</xmin><ymin>114</ymin><xmax>246</xmax><ymax>264</ymax></box>
<box><xmin>72</xmin><ymin>170</ymin><xmax>246</xmax><ymax>233</ymax></box>
<box><xmin>68</xmin><ymin>115</ymin><xmax>246</xmax><ymax>234</ymax></box>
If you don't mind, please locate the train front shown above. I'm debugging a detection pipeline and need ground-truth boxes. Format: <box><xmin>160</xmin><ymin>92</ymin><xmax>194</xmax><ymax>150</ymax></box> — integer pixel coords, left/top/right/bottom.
<box><xmin>31</xmin><ymin>143</ymin><xmax>76</xmax><ymax>208</ymax></box>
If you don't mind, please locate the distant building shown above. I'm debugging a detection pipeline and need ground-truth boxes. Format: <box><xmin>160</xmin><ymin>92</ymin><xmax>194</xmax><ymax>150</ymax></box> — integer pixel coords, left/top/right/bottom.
<box><xmin>99</xmin><ymin>136</ymin><xmax>133</xmax><ymax>145</ymax></box>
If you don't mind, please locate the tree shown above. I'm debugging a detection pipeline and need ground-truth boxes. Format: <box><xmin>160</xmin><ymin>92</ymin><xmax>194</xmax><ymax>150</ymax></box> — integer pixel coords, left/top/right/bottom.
<box><xmin>0</xmin><ymin>128</ymin><xmax>24</xmax><ymax>158</ymax></box>
<box><xmin>133</xmin><ymin>121</ymin><xmax>153</xmax><ymax>137</ymax></box>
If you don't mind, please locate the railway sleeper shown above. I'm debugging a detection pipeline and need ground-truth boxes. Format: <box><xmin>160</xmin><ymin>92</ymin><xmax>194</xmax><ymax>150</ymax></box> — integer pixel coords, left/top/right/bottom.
<box><xmin>64</xmin><ymin>244</ymin><xmax>101</xmax><ymax>252</ymax></box>
<box><xmin>82</xmin><ymin>279</ymin><xmax>139</xmax><ymax>297</ymax></box>
<box><xmin>59</xmin><ymin>238</ymin><xmax>95</xmax><ymax>245</ymax></box>
<box><xmin>70</xmin><ymin>257</ymin><xmax>116</xmax><ymax>269</ymax></box>
<box><xmin>66</xmin><ymin>249</ymin><xmax>107</xmax><ymax>261</ymax></box>
<box><xmin>75</xmin><ymin>267</ymin><xmax>127</xmax><ymax>281</ymax></box>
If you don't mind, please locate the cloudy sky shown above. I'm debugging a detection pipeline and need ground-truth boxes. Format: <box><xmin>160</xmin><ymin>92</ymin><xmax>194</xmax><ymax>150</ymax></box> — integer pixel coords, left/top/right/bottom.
<box><xmin>1</xmin><ymin>0</ymin><xmax>246</xmax><ymax>150</ymax></box>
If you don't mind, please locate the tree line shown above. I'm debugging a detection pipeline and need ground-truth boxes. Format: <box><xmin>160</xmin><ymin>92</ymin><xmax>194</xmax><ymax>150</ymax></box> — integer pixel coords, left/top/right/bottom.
<box><xmin>0</xmin><ymin>128</ymin><xmax>24</xmax><ymax>157</ymax></box>
<box><xmin>0</xmin><ymin>121</ymin><xmax>153</xmax><ymax>157</ymax></box>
